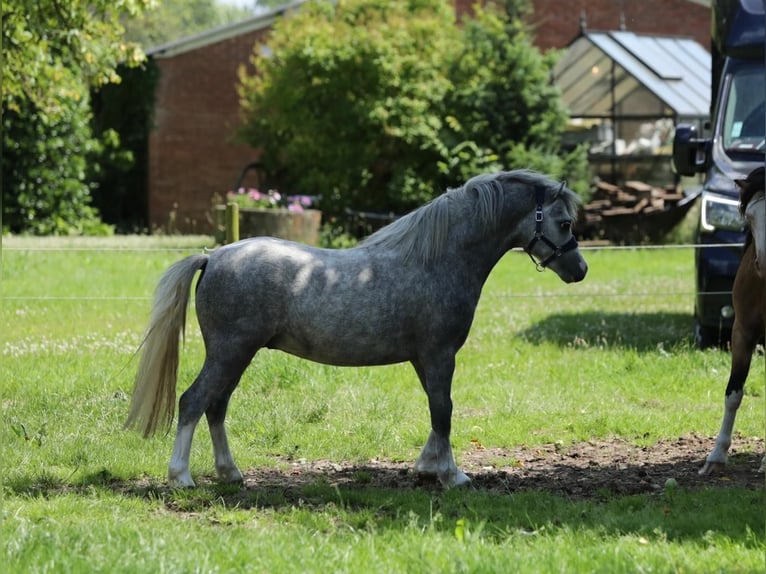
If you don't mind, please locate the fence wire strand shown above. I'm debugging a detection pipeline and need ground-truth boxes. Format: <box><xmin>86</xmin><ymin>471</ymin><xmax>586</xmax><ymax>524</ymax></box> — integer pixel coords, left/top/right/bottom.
<box><xmin>1</xmin><ymin>242</ymin><xmax>741</xmax><ymax>302</ymax></box>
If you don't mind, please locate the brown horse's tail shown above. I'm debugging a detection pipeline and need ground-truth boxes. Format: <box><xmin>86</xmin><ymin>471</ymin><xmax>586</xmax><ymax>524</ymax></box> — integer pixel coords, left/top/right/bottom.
<box><xmin>125</xmin><ymin>254</ymin><xmax>209</xmax><ymax>437</ymax></box>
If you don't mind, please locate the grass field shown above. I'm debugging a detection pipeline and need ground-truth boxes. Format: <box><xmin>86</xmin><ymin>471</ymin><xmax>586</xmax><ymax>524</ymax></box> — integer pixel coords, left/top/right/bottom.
<box><xmin>1</xmin><ymin>235</ymin><xmax>764</xmax><ymax>573</ymax></box>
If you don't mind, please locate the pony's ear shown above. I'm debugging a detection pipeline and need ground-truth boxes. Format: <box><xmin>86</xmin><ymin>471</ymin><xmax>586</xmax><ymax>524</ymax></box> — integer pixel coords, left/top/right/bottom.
<box><xmin>735</xmin><ymin>178</ymin><xmax>747</xmax><ymax>189</ymax></box>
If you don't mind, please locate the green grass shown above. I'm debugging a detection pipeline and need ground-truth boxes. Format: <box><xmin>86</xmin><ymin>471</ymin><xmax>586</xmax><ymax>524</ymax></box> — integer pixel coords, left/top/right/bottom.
<box><xmin>1</xmin><ymin>236</ymin><xmax>764</xmax><ymax>573</ymax></box>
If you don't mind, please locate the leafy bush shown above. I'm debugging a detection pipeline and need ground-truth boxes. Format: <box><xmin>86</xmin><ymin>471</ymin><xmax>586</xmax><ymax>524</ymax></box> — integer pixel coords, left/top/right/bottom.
<box><xmin>2</xmin><ymin>0</ymin><xmax>148</xmax><ymax>236</ymax></box>
<box><xmin>238</xmin><ymin>0</ymin><xmax>586</xmax><ymax>221</ymax></box>
<box><xmin>239</xmin><ymin>0</ymin><xmax>461</xmax><ymax>217</ymax></box>
<box><xmin>441</xmin><ymin>1</ymin><xmax>590</xmax><ymax>199</ymax></box>
<box><xmin>2</xmin><ymin>97</ymin><xmax>113</xmax><ymax>236</ymax></box>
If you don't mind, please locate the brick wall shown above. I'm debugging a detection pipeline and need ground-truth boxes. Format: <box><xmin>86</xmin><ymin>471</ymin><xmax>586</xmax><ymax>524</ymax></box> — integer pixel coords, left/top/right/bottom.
<box><xmin>146</xmin><ymin>0</ymin><xmax>710</xmax><ymax>232</ymax></box>
<box><xmin>148</xmin><ymin>28</ymin><xmax>268</xmax><ymax>232</ymax></box>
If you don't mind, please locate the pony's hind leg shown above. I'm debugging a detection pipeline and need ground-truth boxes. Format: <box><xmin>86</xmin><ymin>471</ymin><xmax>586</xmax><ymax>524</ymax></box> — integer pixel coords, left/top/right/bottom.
<box><xmin>168</xmin><ymin>350</ymin><xmax>254</xmax><ymax>487</ymax></box>
<box><xmin>411</xmin><ymin>356</ymin><xmax>471</xmax><ymax>488</ymax></box>
<box><xmin>207</xmin><ymin>388</ymin><xmax>245</xmax><ymax>483</ymax></box>
<box><xmin>168</xmin><ymin>422</ymin><xmax>197</xmax><ymax>488</ymax></box>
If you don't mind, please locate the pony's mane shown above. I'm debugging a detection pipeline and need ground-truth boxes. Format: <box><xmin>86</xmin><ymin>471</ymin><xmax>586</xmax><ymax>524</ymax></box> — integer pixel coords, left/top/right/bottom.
<box><xmin>360</xmin><ymin>170</ymin><xmax>580</xmax><ymax>265</ymax></box>
<box><xmin>737</xmin><ymin>166</ymin><xmax>765</xmax><ymax>216</ymax></box>
<box><xmin>736</xmin><ymin>166</ymin><xmax>765</xmax><ymax>251</ymax></box>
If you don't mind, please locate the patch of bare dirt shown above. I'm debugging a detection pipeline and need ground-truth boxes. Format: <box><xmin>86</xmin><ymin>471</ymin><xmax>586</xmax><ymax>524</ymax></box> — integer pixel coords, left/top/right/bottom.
<box><xmin>229</xmin><ymin>433</ymin><xmax>764</xmax><ymax>500</ymax></box>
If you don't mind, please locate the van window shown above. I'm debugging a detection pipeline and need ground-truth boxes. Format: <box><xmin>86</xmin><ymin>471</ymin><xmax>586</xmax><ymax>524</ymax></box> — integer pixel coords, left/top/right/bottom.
<box><xmin>723</xmin><ymin>66</ymin><xmax>765</xmax><ymax>153</ymax></box>
<box><xmin>722</xmin><ymin>68</ymin><xmax>766</xmax><ymax>151</ymax></box>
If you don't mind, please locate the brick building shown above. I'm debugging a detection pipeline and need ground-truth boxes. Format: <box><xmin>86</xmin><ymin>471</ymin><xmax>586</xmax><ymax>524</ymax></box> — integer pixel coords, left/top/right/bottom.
<box><xmin>138</xmin><ymin>0</ymin><xmax>710</xmax><ymax>232</ymax></box>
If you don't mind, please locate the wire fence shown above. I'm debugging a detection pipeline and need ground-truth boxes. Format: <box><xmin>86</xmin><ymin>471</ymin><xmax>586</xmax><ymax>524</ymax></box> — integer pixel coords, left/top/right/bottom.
<box><xmin>1</xmin><ymin>241</ymin><xmax>743</xmax><ymax>302</ymax></box>
<box><xmin>1</xmin><ymin>242</ymin><xmax>746</xmax><ymax>252</ymax></box>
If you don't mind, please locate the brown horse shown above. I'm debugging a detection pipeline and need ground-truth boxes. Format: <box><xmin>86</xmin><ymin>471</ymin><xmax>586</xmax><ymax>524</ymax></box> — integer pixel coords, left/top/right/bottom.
<box><xmin>700</xmin><ymin>166</ymin><xmax>765</xmax><ymax>475</ymax></box>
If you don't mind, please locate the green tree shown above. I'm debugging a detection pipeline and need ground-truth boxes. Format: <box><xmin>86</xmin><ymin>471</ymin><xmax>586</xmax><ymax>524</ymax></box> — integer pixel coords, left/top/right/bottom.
<box><xmin>238</xmin><ymin>0</ymin><xmax>462</xmax><ymax>216</ymax></box>
<box><xmin>2</xmin><ymin>0</ymin><xmax>149</xmax><ymax>234</ymax></box>
<box><xmin>238</xmin><ymin>0</ymin><xmax>587</xmax><ymax>220</ymax></box>
<box><xmin>446</xmin><ymin>1</ymin><xmax>590</xmax><ymax>197</ymax></box>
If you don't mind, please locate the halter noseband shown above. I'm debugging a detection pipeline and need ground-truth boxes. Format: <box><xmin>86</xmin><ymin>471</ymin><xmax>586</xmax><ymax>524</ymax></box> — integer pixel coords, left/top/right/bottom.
<box><xmin>524</xmin><ymin>183</ymin><xmax>579</xmax><ymax>272</ymax></box>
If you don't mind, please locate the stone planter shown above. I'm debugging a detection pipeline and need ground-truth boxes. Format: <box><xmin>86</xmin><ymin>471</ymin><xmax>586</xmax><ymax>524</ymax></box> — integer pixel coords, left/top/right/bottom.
<box><xmin>214</xmin><ymin>205</ymin><xmax>322</xmax><ymax>245</ymax></box>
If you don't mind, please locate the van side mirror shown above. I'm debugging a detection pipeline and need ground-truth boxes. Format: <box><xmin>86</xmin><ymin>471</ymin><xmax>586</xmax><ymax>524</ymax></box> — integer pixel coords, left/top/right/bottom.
<box><xmin>672</xmin><ymin>124</ymin><xmax>708</xmax><ymax>176</ymax></box>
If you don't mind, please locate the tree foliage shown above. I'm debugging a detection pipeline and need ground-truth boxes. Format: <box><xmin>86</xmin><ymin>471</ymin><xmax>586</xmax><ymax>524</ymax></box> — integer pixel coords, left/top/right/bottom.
<box><xmin>2</xmin><ymin>0</ymin><xmax>249</xmax><ymax>234</ymax></box>
<box><xmin>239</xmin><ymin>0</ymin><xmax>462</xmax><ymax>215</ymax></box>
<box><xmin>447</xmin><ymin>2</ymin><xmax>590</xmax><ymax>197</ymax></box>
<box><xmin>2</xmin><ymin>0</ymin><xmax>150</xmax><ymax>234</ymax></box>
<box><xmin>238</xmin><ymin>0</ymin><xmax>588</xmax><ymax>218</ymax></box>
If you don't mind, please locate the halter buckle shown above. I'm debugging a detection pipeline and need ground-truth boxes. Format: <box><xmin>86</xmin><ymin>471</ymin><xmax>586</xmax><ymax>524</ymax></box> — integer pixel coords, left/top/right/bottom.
<box><xmin>525</xmin><ymin>183</ymin><xmax>578</xmax><ymax>271</ymax></box>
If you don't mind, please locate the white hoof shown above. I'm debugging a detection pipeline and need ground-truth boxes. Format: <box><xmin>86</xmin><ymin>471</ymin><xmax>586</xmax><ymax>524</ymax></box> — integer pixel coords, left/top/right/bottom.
<box><xmin>168</xmin><ymin>465</ymin><xmax>196</xmax><ymax>488</ymax></box>
<box><xmin>168</xmin><ymin>468</ymin><xmax>196</xmax><ymax>488</ymax></box>
<box><xmin>758</xmin><ymin>456</ymin><xmax>765</xmax><ymax>474</ymax></box>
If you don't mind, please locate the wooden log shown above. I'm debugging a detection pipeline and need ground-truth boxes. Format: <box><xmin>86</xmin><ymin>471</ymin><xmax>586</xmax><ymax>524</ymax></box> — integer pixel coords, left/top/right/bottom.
<box><xmin>591</xmin><ymin>181</ymin><xmax>622</xmax><ymax>200</ymax></box>
<box><xmin>601</xmin><ymin>207</ymin><xmax>636</xmax><ymax>216</ymax></box>
<box><xmin>615</xmin><ymin>191</ymin><xmax>638</xmax><ymax>204</ymax></box>
<box><xmin>624</xmin><ymin>180</ymin><xmax>653</xmax><ymax>200</ymax></box>
<box><xmin>585</xmin><ymin>199</ymin><xmax>612</xmax><ymax>210</ymax></box>
<box><xmin>633</xmin><ymin>198</ymin><xmax>650</xmax><ymax>212</ymax></box>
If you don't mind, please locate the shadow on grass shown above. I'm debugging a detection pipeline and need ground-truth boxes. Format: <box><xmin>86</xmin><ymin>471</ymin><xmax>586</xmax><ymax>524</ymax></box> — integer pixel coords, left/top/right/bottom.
<box><xmin>518</xmin><ymin>311</ymin><xmax>695</xmax><ymax>351</ymax></box>
<box><xmin>7</xmin><ymin>438</ymin><xmax>763</xmax><ymax>545</ymax></box>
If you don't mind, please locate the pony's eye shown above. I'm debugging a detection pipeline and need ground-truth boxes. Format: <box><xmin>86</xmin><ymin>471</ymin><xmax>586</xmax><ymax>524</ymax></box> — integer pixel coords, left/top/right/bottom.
<box><xmin>560</xmin><ymin>221</ymin><xmax>572</xmax><ymax>232</ymax></box>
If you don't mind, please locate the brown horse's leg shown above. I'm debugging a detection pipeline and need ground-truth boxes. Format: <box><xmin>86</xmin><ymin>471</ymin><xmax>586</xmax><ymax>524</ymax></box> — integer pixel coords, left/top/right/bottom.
<box><xmin>700</xmin><ymin>321</ymin><xmax>758</xmax><ymax>475</ymax></box>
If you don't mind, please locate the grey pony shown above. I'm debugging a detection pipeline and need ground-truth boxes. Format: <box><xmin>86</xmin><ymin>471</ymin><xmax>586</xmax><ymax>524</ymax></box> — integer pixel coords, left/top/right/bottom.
<box><xmin>125</xmin><ymin>169</ymin><xmax>588</xmax><ymax>488</ymax></box>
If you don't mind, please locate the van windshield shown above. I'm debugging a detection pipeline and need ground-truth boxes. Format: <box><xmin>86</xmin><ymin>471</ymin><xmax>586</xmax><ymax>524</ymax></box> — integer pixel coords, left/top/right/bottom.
<box><xmin>722</xmin><ymin>64</ymin><xmax>765</xmax><ymax>155</ymax></box>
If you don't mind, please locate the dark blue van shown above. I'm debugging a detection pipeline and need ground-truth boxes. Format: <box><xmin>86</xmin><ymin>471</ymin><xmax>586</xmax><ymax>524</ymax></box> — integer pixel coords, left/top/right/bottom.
<box><xmin>672</xmin><ymin>0</ymin><xmax>765</xmax><ymax>347</ymax></box>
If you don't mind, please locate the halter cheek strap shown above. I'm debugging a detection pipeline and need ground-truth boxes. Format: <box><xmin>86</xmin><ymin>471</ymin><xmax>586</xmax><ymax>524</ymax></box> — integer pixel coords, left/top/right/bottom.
<box><xmin>525</xmin><ymin>184</ymin><xmax>579</xmax><ymax>272</ymax></box>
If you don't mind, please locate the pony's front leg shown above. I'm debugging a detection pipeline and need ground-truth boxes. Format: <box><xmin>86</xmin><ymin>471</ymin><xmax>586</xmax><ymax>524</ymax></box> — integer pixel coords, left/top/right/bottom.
<box><xmin>412</xmin><ymin>357</ymin><xmax>470</xmax><ymax>488</ymax></box>
<box><xmin>415</xmin><ymin>430</ymin><xmax>470</xmax><ymax>487</ymax></box>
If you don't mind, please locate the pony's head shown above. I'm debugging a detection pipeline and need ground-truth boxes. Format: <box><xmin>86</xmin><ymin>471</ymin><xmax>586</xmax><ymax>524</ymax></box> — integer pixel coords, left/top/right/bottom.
<box><xmin>736</xmin><ymin>166</ymin><xmax>766</xmax><ymax>277</ymax></box>
<box><xmin>466</xmin><ymin>171</ymin><xmax>588</xmax><ymax>283</ymax></box>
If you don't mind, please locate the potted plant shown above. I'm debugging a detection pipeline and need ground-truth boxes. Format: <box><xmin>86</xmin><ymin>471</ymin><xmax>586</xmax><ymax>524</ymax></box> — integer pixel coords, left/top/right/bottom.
<box><xmin>214</xmin><ymin>187</ymin><xmax>322</xmax><ymax>245</ymax></box>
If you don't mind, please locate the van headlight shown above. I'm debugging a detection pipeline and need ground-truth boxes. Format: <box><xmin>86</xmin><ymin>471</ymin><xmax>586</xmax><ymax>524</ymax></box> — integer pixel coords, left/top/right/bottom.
<box><xmin>701</xmin><ymin>193</ymin><xmax>743</xmax><ymax>231</ymax></box>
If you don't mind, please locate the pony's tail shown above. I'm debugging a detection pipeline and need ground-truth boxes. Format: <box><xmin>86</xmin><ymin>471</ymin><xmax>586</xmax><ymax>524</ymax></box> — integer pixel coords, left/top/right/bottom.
<box><xmin>125</xmin><ymin>254</ymin><xmax>209</xmax><ymax>438</ymax></box>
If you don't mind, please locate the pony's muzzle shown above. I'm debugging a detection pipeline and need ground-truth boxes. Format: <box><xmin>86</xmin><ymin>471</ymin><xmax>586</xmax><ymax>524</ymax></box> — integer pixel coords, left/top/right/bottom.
<box><xmin>568</xmin><ymin>258</ymin><xmax>588</xmax><ymax>283</ymax></box>
<box><xmin>550</xmin><ymin>252</ymin><xmax>588</xmax><ymax>283</ymax></box>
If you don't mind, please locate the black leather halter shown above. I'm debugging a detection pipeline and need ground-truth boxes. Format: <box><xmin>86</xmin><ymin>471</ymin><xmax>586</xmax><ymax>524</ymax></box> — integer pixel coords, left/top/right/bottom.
<box><xmin>524</xmin><ymin>183</ymin><xmax>579</xmax><ymax>272</ymax></box>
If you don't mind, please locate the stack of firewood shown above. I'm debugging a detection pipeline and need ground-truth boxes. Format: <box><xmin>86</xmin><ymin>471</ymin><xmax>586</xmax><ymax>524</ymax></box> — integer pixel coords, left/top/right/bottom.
<box><xmin>584</xmin><ymin>180</ymin><xmax>684</xmax><ymax>226</ymax></box>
